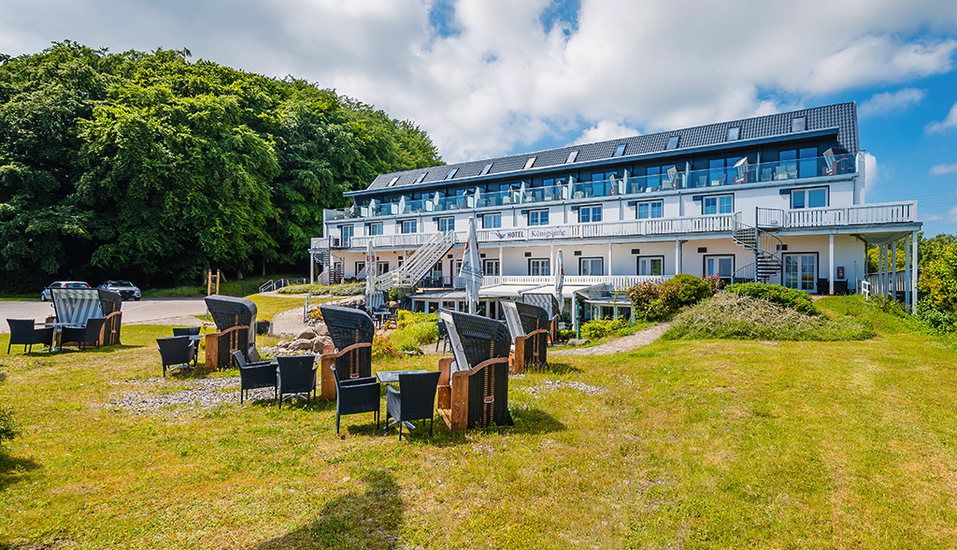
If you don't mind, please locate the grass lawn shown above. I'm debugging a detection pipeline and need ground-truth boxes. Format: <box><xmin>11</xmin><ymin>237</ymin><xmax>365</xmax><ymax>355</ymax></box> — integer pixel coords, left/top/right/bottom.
<box><xmin>0</xmin><ymin>297</ymin><xmax>956</xmax><ymax>548</ymax></box>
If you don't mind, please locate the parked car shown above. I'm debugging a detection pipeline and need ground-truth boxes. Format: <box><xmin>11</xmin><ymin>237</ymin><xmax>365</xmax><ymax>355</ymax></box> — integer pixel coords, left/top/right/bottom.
<box><xmin>97</xmin><ymin>280</ymin><xmax>142</xmax><ymax>301</ymax></box>
<box><xmin>40</xmin><ymin>281</ymin><xmax>91</xmax><ymax>301</ymax></box>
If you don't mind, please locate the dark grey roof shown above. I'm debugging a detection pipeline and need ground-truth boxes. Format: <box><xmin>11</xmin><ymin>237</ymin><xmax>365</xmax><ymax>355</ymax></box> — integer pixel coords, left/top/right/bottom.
<box><xmin>360</xmin><ymin>102</ymin><xmax>857</xmax><ymax>194</ymax></box>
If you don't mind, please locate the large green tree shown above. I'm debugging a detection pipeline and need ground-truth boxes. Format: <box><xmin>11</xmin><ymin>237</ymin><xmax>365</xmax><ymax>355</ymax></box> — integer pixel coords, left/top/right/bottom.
<box><xmin>0</xmin><ymin>42</ymin><xmax>442</xmax><ymax>290</ymax></box>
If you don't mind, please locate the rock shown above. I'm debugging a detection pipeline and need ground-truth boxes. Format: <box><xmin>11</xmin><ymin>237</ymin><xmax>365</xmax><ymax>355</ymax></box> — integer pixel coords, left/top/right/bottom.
<box><xmin>291</xmin><ymin>338</ymin><xmax>314</xmax><ymax>350</ymax></box>
<box><xmin>567</xmin><ymin>338</ymin><xmax>589</xmax><ymax>346</ymax></box>
<box><xmin>314</xmin><ymin>322</ymin><xmax>329</xmax><ymax>337</ymax></box>
<box><xmin>297</xmin><ymin>327</ymin><xmax>318</xmax><ymax>340</ymax></box>
<box><xmin>319</xmin><ymin>335</ymin><xmax>333</xmax><ymax>349</ymax></box>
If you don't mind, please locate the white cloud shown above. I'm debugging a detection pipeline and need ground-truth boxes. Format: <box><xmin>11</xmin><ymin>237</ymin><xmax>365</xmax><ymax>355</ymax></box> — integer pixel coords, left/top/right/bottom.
<box><xmin>859</xmin><ymin>88</ymin><xmax>926</xmax><ymax>117</ymax></box>
<box><xmin>864</xmin><ymin>152</ymin><xmax>879</xmax><ymax>190</ymax></box>
<box><xmin>2</xmin><ymin>1</ymin><xmax>957</xmax><ymax>161</ymax></box>
<box><xmin>930</xmin><ymin>163</ymin><xmax>957</xmax><ymax>175</ymax></box>
<box><xmin>926</xmin><ymin>101</ymin><xmax>957</xmax><ymax>133</ymax></box>
<box><xmin>573</xmin><ymin>120</ymin><xmax>641</xmax><ymax>145</ymax></box>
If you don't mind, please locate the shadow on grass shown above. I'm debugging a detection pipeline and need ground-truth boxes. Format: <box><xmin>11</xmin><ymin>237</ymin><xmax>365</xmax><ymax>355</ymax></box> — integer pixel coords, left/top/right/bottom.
<box><xmin>0</xmin><ymin>451</ymin><xmax>39</xmax><ymax>491</ymax></box>
<box><xmin>251</xmin><ymin>470</ymin><xmax>403</xmax><ymax>550</ymax></box>
<box><xmin>509</xmin><ymin>407</ymin><xmax>565</xmax><ymax>435</ymax></box>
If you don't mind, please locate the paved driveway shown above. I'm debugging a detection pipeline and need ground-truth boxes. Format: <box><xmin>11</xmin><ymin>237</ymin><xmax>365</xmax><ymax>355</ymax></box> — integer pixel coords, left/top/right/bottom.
<box><xmin>0</xmin><ymin>298</ymin><xmax>209</xmax><ymax>332</ymax></box>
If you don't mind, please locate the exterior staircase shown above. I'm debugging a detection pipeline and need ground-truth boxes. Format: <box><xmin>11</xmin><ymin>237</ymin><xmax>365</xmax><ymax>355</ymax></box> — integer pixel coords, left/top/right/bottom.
<box><xmin>732</xmin><ymin>218</ymin><xmax>783</xmax><ymax>283</ymax></box>
<box><xmin>374</xmin><ymin>231</ymin><xmax>457</xmax><ymax>290</ymax></box>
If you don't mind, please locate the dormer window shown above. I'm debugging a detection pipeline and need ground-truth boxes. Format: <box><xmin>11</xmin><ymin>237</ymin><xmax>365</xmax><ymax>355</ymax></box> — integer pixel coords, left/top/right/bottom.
<box><xmin>613</xmin><ymin>143</ymin><xmax>626</xmax><ymax>157</ymax></box>
<box><xmin>666</xmin><ymin>135</ymin><xmax>679</xmax><ymax>150</ymax></box>
<box><xmin>791</xmin><ymin>116</ymin><xmax>806</xmax><ymax>132</ymax></box>
<box><xmin>414</xmin><ymin>172</ymin><xmax>428</xmax><ymax>184</ymax></box>
<box><xmin>445</xmin><ymin>168</ymin><xmax>458</xmax><ymax>180</ymax></box>
<box><xmin>727</xmin><ymin>127</ymin><xmax>740</xmax><ymax>141</ymax></box>
<box><xmin>565</xmin><ymin>150</ymin><xmax>579</xmax><ymax>164</ymax></box>
<box><xmin>480</xmin><ymin>162</ymin><xmax>493</xmax><ymax>175</ymax></box>
<box><xmin>523</xmin><ymin>157</ymin><xmax>537</xmax><ymax>170</ymax></box>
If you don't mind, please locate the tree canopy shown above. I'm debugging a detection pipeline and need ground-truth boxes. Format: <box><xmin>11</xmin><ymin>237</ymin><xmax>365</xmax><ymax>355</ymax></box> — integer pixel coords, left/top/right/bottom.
<box><xmin>0</xmin><ymin>42</ymin><xmax>442</xmax><ymax>291</ymax></box>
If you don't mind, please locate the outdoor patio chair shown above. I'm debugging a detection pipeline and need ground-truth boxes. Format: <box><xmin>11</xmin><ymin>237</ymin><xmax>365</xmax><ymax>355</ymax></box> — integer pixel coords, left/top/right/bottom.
<box><xmin>330</xmin><ymin>364</ymin><xmax>380</xmax><ymax>435</ymax></box>
<box><xmin>386</xmin><ymin>371</ymin><xmax>440</xmax><ymax>441</ymax></box>
<box><xmin>277</xmin><ymin>355</ymin><xmax>318</xmax><ymax>408</ymax></box>
<box><xmin>157</xmin><ymin>335</ymin><xmax>197</xmax><ymax>377</ymax></box>
<box><xmin>318</xmin><ymin>304</ymin><xmax>374</xmax><ymax>401</ymax></box>
<box><xmin>231</xmin><ymin>350</ymin><xmax>276</xmax><ymax>404</ymax></box>
<box><xmin>6</xmin><ymin>319</ymin><xmax>54</xmax><ymax>354</ymax></box>
<box><xmin>435</xmin><ymin>309</ymin><xmax>513</xmax><ymax>432</ymax></box>
<box><xmin>172</xmin><ymin>327</ymin><xmax>201</xmax><ymax>337</ymax></box>
<box><xmin>502</xmin><ymin>300</ymin><xmax>549</xmax><ymax>374</ymax></box>
<box><xmin>61</xmin><ymin>317</ymin><xmax>107</xmax><ymax>350</ymax></box>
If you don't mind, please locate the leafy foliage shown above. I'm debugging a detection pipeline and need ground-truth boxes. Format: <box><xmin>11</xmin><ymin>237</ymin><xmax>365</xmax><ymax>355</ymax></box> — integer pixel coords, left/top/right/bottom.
<box><xmin>918</xmin><ymin>240</ymin><xmax>957</xmax><ymax>315</ymax></box>
<box><xmin>665</xmin><ymin>293</ymin><xmax>873</xmax><ymax>341</ymax></box>
<box><xmin>580</xmin><ymin>318</ymin><xmax>628</xmax><ymax>340</ymax></box>
<box><xmin>392</xmin><ymin>310</ymin><xmax>439</xmax><ymax>352</ymax></box>
<box><xmin>0</xmin><ymin>406</ymin><xmax>17</xmax><ymax>444</ymax></box>
<box><xmin>724</xmin><ymin>282</ymin><xmax>819</xmax><ymax>316</ymax></box>
<box><xmin>626</xmin><ymin>274</ymin><xmax>718</xmax><ymax>321</ymax></box>
<box><xmin>0</xmin><ymin>42</ymin><xmax>442</xmax><ymax>291</ymax></box>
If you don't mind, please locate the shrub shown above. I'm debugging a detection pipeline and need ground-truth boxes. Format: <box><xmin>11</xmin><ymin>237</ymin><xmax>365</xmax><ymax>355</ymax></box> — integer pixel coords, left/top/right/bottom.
<box><xmin>918</xmin><ymin>243</ymin><xmax>957</xmax><ymax>314</ymax></box>
<box><xmin>396</xmin><ymin>310</ymin><xmax>438</xmax><ymax>330</ymax></box>
<box><xmin>278</xmin><ymin>282</ymin><xmax>364</xmax><ymax>296</ymax></box>
<box><xmin>371</xmin><ymin>334</ymin><xmax>401</xmax><ymax>360</ymax></box>
<box><xmin>664</xmin><ymin>293</ymin><xmax>873</xmax><ymax>341</ymax></box>
<box><xmin>558</xmin><ymin>329</ymin><xmax>576</xmax><ymax>342</ymax></box>
<box><xmin>724</xmin><ymin>282</ymin><xmax>819</xmax><ymax>316</ymax></box>
<box><xmin>917</xmin><ymin>299</ymin><xmax>957</xmax><ymax>334</ymax></box>
<box><xmin>580</xmin><ymin>318</ymin><xmax>627</xmax><ymax>340</ymax></box>
<box><xmin>0</xmin><ymin>406</ymin><xmax>18</xmax><ymax>444</ymax></box>
<box><xmin>626</xmin><ymin>274</ymin><xmax>718</xmax><ymax>322</ymax></box>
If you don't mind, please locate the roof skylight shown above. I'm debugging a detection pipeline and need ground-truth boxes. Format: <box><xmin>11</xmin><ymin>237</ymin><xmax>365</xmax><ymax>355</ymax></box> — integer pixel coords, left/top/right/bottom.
<box><xmin>387</xmin><ymin>176</ymin><xmax>399</xmax><ymax>187</ymax></box>
<box><xmin>480</xmin><ymin>163</ymin><xmax>493</xmax><ymax>175</ymax></box>
<box><xmin>445</xmin><ymin>168</ymin><xmax>458</xmax><ymax>180</ymax></box>
<box><xmin>565</xmin><ymin>150</ymin><xmax>579</xmax><ymax>164</ymax></box>
<box><xmin>791</xmin><ymin>117</ymin><xmax>806</xmax><ymax>132</ymax></box>
<box><xmin>666</xmin><ymin>135</ymin><xmax>679</xmax><ymax>150</ymax></box>
<box><xmin>613</xmin><ymin>143</ymin><xmax>626</xmax><ymax>157</ymax></box>
<box><xmin>727</xmin><ymin>127</ymin><xmax>740</xmax><ymax>141</ymax></box>
<box><xmin>523</xmin><ymin>157</ymin><xmax>537</xmax><ymax>170</ymax></box>
<box><xmin>414</xmin><ymin>172</ymin><xmax>428</xmax><ymax>184</ymax></box>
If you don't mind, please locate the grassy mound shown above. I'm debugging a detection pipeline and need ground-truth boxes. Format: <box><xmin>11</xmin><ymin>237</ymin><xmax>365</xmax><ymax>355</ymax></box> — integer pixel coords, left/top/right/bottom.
<box><xmin>664</xmin><ymin>292</ymin><xmax>874</xmax><ymax>341</ymax></box>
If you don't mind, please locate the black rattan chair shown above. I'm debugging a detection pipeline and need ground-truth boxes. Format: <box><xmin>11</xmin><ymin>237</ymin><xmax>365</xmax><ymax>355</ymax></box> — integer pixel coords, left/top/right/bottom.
<box><xmin>61</xmin><ymin>317</ymin><xmax>107</xmax><ymax>350</ymax></box>
<box><xmin>6</xmin><ymin>319</ymin><xmax>54</xmax><ymax>354</ymax></box>
<box><xmin>172</xmin><ymin>327</ymin><xmax>201</xmax><ymax>337</ymax></box>
<box><xmin>157</xmin><ymin>335</ymin><xmax>197</xmax><ymax>377</ymax></box>
<box><xmin>436</xmin><ymin>309</ymin><xmax>513</xmax><ymax>432</ymax></box>
<box><xmin>330</xmin><ymin>364</ymin><xmax>380</xmax><ymax>434</ymax></box>
<box><xmin>232</xmin><ymin>350</ymin><xmax>277</xmax><ymax>404</ymax></box>
<box><xmin>386</xmin><ymin>371</ymin><xmax>440</xmax><ymax>440</ymax></box>
<box><xmin>277</xmin><ymin>355</ymin><xmax>318</xmax><ymax>408</ymax></box>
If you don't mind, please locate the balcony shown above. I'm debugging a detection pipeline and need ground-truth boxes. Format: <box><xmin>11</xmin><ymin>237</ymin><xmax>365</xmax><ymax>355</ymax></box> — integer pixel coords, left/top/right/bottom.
<box><xmin>324</xmin><ymin>152</ymin><xmax>859</xmax><ymax>222</ymax></box>
<box><xmin>757</xmin><ymin>202</ymin><xmax>917</xmax><ymax>229</ymax></box>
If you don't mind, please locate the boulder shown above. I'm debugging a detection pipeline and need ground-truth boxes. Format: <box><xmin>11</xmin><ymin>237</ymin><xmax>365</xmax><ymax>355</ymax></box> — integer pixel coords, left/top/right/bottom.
<box><xmin>314</xmin><ymin>322</ymin><xmax>330</xmax><ymax>337</ymax></box>
<box><xmin>567</xmin><ymin>338</ymin><xmax>589</xmax><ymax>347</ymax></box>
<box><xmin>297</xmin><ymin>327</ymin><xmax>318</xmax><ymax>340</ymax></box>
<box><xmin>291</xmin><ymin>338</ymin><xmax>314</xmax><ymax>350</ymax></box>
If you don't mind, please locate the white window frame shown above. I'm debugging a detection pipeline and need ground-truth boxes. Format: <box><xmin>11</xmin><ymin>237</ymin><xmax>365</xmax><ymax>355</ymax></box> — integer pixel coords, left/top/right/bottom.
<box><xmin>367</xmin><ymin>222</ymin><xmax>383</xmax><ymax>236</ymax></box>
<box><xmin>704</xmin><ymin>254</ymin><xmax>735</xmax><ymax>282</ymax></box>
<box><xmin>483</xmin><ymin>212</ymin><xmax>502</xmax><ymax>229</ymax></box>
<box><xmin>376</xmin><ymin>261</ymin><xmax>390</xmax><ymax>275</ymax></box>
<box><xmin>579</xmin><ymin>257</ymin><xmax>604</xmax><ymax>276</ymax></box>
<box><xmin>528</xmin><ymin>209</ymin><xmax>549</xmax><ymax>226</ymax></box>
<box><xmin>703</xmin><ymin>194</ymin><xmax>733</xmax><ymax>215</ymax></box>
<box><xmin>578</xmin><ymin>205</ymin><xmax>602</xmax><ymax>223</ymax></box>
<box><xmin>783</xmin><ymin>252</ymin><xmax>818</xmax><ymax>293</ymax></box>
<box><xmin>400</xmin><ymin>219</ymin><xmax>417</xmax><ymax>234</ymax></box>
<box><xmin>637</xmin><ymin>256</ymin><xmax>664</xmax><ymax>276</ymax></box>
<box><xmin>529</xmin><ymin>258</ymin><xmax>550</xmax><ymax>276</ymax></box>
<box><xmin>355</xmin><ymin>261</ymin><xmax>365</xmax><ymax>277</ymax></box>
<box><xmin>438</xmin><ymin>217</ymin><xmax>455</xmax><ymax>233</ymax></box>
<box><xmin>791</xmin><ymin>187</ymin><xmax>828</xmax><ymax>209</ymax></box>
<box><xmin>636</xmin><ymin>200</ymin><xmax>664</xmax><ymax>219</ymax></box>
<box><xmin>483</xmin><ymin>258</ymin><xmax>500</xmax><ymax>276</ymax></box>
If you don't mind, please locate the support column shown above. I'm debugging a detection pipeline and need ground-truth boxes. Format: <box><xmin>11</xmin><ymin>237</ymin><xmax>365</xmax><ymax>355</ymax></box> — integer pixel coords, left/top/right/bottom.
<box><xmin>675</xmin><ymin>240</ymin><xmax>682</xmax><ymax>275</ymax></box>
<box><xmin>608</xmin><ymin>242</ymin><xmax>613</xmax><ymax>277</ymax></box>
<box><xmin>911</xmin><ymin>231</ymin><xmax>919</xmax><ymax>314</ymax></box>
<box><xmin>878</xmin><ymin>245</ymin><xmax>885</xmax><ymax>298</ymax></box>
<box><xmin>829</xmin><ymin>234</ymin><xmax>835</xmax><ymax>296</ymax></box>
<box><xmin>499</xmin><ymin>246</ymin><xmax>504</xmax><ymax>277</ymax></box>
<box><xmin>905</xmin><ymin>233</ymin><xmax>912</xmax><ymax>310</ymax></box>
<box><xmin>891</xmin><ymin>239</ymin><xmax>898</xmax><ymax>301</ymax></box>
<box><xmin>309</xmin><ymin>252</ymin><xmax>315</xmax><ymax>284</ymax></box>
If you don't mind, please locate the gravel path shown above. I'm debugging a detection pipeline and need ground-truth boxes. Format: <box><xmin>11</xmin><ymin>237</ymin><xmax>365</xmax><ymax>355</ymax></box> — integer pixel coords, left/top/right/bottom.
<box><xmin>551</xmin><ymin>321</ymin><xmax>671</xmax><ymax>356</ymax></box>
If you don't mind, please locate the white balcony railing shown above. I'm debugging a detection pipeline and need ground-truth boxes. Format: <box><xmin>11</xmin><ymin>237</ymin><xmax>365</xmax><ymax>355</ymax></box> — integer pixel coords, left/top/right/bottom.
<box><xmin>782</xmin><ymin>201</ymin><xmax>917</xmax><ymax>228</ymax></box>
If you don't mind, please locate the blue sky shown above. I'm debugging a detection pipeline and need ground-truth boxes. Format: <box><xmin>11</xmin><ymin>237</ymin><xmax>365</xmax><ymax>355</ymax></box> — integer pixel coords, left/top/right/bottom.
<box><xmin>1</xmin><ymin>0</ymin><xmax>956</xmax><ymax>236</ymax></box>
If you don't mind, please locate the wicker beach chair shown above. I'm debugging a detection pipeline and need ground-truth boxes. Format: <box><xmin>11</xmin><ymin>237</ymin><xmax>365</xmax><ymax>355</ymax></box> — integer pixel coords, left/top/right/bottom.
<box><xmin>436</xmin><ymin>309</ymin><xmax>513</xmax><ymax>432</ymax></box>
<box><xmin>204</xmin><ymin>295</ymin><xmax>257</xmax><ymax>371</ymax></box>
<box><xmin>502</xmin><ymin>300</ymin><xmax>549</xmax><ymax>374</ymax></box>
<box><xmin>318</xmin><ymin>304</ymin><xmax>375</xmax><ymax>401</ymax></box>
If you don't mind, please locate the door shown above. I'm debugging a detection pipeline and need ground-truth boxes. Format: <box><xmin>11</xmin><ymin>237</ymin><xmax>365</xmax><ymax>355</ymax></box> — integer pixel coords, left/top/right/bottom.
<box><xmin>704</xmin><ymin>255</ymin><xmax>734</xmax><ymax>285</ymax></box>
<box><xmin>784</xmin><ymin>254</ymin><xmax>817</xmax><ymax>292</ymax></box>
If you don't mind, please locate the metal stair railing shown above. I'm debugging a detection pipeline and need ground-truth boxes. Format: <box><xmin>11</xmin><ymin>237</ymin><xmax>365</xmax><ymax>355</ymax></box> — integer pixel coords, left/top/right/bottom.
<box><xmin>732</xmin><ymin>213</ymin><xmax>783</xmax><ymax>283</ymax></box>
<box><xmin>376</xmin><ymin>231</ymin><xmax>457</xmax><ymax>290</ymax></box>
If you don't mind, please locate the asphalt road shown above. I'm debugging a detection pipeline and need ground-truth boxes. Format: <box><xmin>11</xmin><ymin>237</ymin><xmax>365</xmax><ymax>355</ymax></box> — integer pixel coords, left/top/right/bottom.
<box><xmin>0</xmin><ymin>298</ymin><xmax>209</xmax><ymax>332</ymax></box>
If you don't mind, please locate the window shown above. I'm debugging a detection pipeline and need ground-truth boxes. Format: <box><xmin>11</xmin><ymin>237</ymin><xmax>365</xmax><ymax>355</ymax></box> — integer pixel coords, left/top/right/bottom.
<box><xmin>445</xmin><ymin>168</ymin><xmax>458</xmax><ymax>180</ymax></box>
<box><xmin>704</xmin><ymin>255</ymin><xmax>735</xmax><ymax>284</ymax></box>
<box><xmin>355</xmin><ymin>262</ymin><xmax>365</xmax><ymax>277</ymax></box>
<box><xmin>529</xmin><ymin>258</ymin><xmax>550</xmax><ymax>276</ymax></box>
<box><xmin>376</xmin><ymin>261</ymin><xmax>390</xmax><ymax>275</ymax></box>
<box><xmin>565</xmin><ymin>150</ymin><xmax>579</xmax><ymax>164</ymax></box>
<box><xmin>637</xmin><ymin>256</ymin><xmax>664</xmax><ymax>276</ymax></box>
<box><xmin>791</xmin><ymin>188</ymin><xmax>828</xmax><ymax>209</ymax></box>
<box><xmin>779</xmin><ymin>149</ymin><xmax>798</xmax><ymax>180</ymax></box>
<box><xmin>791</xmin><ymin>116</ymin><xmax>806</xmax><ymax>132</ymax></box>
<box><xmin>484</xmin><ymin>259</ymin><xmax>500</xmax><ymax>276</ymax></box>
<box><xmin>387</xmin><ymin>176</ymin><xmax>399</xmax><ymax>187</ymax></box>
<box><xmin>481</xmin><ymin>163</ymin><xmax>493</xmax><ymax>175</ymax></box>
<box><xmin>637</xmin><ymin>201</ymin><xmax>663</xmax><ymax>219</ymax></box>
<box><xmin>613</xmin><ymin>143</ymin><xmax>626</xmax><ymax>157</ymax></box>
<box><xmin>400</xmin><ymin>219</ymin><xmax>417</xmax><ymax>234</ymax></box>
<box><xmin>727</xmin><ymin>126</ymin><xmax>740</xmax><ymax>141</ymax></box>
<box><xmin>367</xmin><ymin>222</ymin><xmax>383</xmax><ymax>236</ymax></box>
<box><xmin>528</xmin><ymin>209</ymin><xmax>549</xmax><ymax>226</ymax></box>
<box><xmin>523</xmin><ymin>157</ymin><xmax>537</xmax><ymax>170</ymax></box>
<box><xmin>414</xmin><ymin>172</ymin><xmax>427</xmax><ymax>183</ymax></box>
<box><xmin>666</xmin><ymin>135</ymin><xmax>679</xmax><ymax>149</ymax></box>
<box><xmin>799</xmin><ymin>147</ymin><xmax>818</xmax><ymax>178</ymax></box>
<box><xmin>580</xmin><ymin>257</ymin><xmax>603</xmax><ymax>276</ymax></box>
<box><xmin>340</xmin><ymin>225</ymin><xmax>353</xmax><ymax>246</ymax></box>
<box><xmin>437</xmin><ymin>217</ymin><xmax>455</xmax><ymax>233</ymax></box>
<box><xmin>482</xmin><ymin>213</ymin><xmax>502</xmax><ymax>228</ymax></box>
<box><xmin>579</xmin><ymin>205</ymin><xmax>602</xmax><ymax>223</ymax></box>
<box><xmin>784</xmin><ymin>253</ymin><xmax>817</xmax><ymax>292</ymax></box>
<box><xmin>703</xmin><ymin>195</ymin><xmax>733</xmax><ymax>215</ymax></box>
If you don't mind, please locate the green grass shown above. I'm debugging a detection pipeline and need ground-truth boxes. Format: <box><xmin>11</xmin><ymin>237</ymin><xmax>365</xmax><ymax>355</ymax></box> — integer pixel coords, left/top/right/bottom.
<box><xmin>1</xmin><ymin>296</ymin><xmax>956</xmax><ymax>548</ymax></box>
<box><xmin>141</xmin><ymin>274</ymin><xmax>308</xmax><ymax>299</ymax></box>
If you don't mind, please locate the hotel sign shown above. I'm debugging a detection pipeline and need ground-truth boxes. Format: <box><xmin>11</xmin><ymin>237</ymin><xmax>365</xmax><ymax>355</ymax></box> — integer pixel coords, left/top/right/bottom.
<box><xmin>487</xmin><ymin>226</ymin><xmax>571</xmax><ymax>241</ymax></box>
